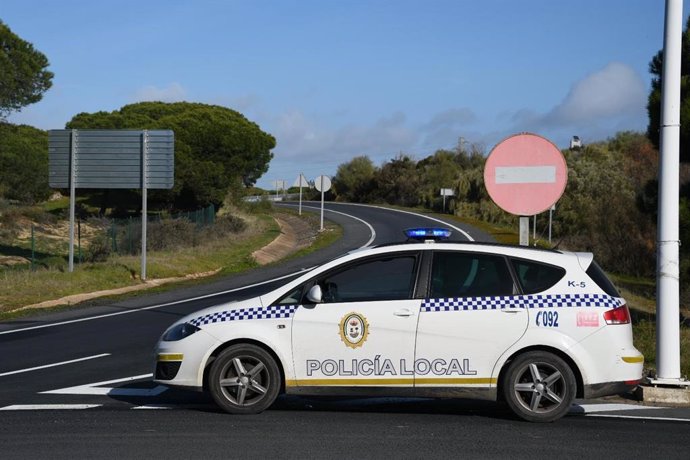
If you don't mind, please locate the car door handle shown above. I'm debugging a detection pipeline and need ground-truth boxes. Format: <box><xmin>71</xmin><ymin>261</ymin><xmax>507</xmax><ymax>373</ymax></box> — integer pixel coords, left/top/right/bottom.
<box><xmin>501</xmin><ymin>309</ymin><xmax>522</xmax><ymax>314</ymax></box>
<box><xmin>394</xmin><ymin>309</ymin><xmax>415</xmax><ymax>317</ymax></box>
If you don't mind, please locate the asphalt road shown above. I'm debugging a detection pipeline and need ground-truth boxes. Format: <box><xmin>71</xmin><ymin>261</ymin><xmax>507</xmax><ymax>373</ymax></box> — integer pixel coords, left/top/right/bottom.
<box><xmin>1</xmin><ymin>202</ymin><xmax>689</xmax><ymax>459</ymax></box>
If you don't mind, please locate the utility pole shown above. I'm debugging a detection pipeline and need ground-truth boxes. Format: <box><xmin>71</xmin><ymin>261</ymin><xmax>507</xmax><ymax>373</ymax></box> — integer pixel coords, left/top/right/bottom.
<box><xmin>654</xmin><ymin>0</ymin><xmax>687</xmax><ymax>386</ymax></box>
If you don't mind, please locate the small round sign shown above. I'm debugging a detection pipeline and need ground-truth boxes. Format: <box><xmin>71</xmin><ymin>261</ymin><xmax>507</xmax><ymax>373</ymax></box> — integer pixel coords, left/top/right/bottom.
<box><xmin>484</xmin><ymin>133</ymin><xmax>567</xmax><ymax>216</ymax></box>
<box><xmin>314</xmin><ymin>175</ymin><xmax>332</xmax><ymax>192</ymax></box>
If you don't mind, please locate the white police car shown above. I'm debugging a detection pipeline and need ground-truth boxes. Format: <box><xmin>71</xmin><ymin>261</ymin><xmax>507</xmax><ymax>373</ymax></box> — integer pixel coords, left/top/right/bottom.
<box><xmin>154</xmin><ymin>228</ymin><xmax>643</xmax><ymax>422</ymax></box>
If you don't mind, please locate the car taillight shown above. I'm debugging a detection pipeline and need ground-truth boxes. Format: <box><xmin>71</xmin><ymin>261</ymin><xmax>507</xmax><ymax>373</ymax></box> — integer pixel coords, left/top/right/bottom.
<box><xmin>603</xmin><ymin>304</ymin><xmax>631</xmax><ymax>325</ymax></box>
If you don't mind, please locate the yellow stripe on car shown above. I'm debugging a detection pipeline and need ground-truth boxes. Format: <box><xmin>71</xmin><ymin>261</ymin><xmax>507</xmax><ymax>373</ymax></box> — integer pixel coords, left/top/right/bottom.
<box><xmin>286</xmin><ymin>377</ymin><xmax>495</xmax><ymax>387</ymax></box>
<box><xmin>621</xmin><ymin>356</ymin><xmax>644</xmax><ymax>363</ymax></box>
<box><xmin>157</xmin><ymin>353</ymin><xmax>184</xmax><ymax>362</ymax></box>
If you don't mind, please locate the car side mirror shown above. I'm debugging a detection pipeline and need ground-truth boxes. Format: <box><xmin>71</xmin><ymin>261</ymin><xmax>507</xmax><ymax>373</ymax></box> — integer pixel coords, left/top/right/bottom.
<box><xmin>306</xmin><ymin>285</ymin><xmax>323</xmax><ymax>303</ymax></box>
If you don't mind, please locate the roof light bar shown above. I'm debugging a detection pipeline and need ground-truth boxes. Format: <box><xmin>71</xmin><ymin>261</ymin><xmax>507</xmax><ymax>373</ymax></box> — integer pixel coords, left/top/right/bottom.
<box><xmin>404</xmin><ymin>227</ymin><xmax>452</xmax><ymax>241</ymax></box>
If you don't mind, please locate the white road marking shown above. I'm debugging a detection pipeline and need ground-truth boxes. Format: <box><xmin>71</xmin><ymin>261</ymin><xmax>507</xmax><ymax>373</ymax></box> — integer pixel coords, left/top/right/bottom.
<box><xmin>296</xmin><ymin>204</ymin><xmax>376</xmax><ymax>247</ymax></box>
<box><xmin>0</xmin><ymin>404</ymin><xmax>101</xmax><ymax>410</ymax></box>
<box><xmin>132</xmin><ymin>405</ymin><xmax>172</xmax><ymax>410</ymax></box>
<box><xmin>585</xmin><ymin>413</ymin><xmax>690</xmax><ymax>422</ymax></box>
<box><xmin>41</xmin><ymin>373</ymin><xmax>167</xmax><ymax>397</ymax></box>
<box><xmin>0</xmin><ymin>353</ymin><xmax>110</xmax><ymax>377</ymax></box>
<box><xmin>571</xmin><ymin>403</ymin><xmax>666</xmax><ymax>414</ymax></box>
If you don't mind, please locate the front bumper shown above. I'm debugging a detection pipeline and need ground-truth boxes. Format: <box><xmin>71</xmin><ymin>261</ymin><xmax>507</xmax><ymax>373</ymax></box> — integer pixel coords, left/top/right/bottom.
<box><xmin>153</xmin><ymin>328</ymin><xmax>221</xmax><ymax>390</ymax></box>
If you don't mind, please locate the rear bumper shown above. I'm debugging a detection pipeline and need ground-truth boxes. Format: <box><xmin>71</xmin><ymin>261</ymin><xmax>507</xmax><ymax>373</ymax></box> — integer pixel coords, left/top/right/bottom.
<box><xmin>583</xmin><ymin>380</ymin><xmax>640</xmax><ymax>399</ymax></box>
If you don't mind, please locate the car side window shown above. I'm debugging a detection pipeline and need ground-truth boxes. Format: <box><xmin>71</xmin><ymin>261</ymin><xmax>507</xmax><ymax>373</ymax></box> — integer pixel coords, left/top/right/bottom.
<box><xmin>510</xmin><ymin>258</ymin><xmax>565</xmax><ymax>294</ymax></box>
<box><xmin>275</xmin><ymin>286</ymin><xmax>305</xmax><ymax>305</ymax></box>
<box><xmin>430</xmin><ymin>251</ymin><xmax>514</xmax><ymax>298</ymax></box>
<box><xmin>316</xmin><ymin>255</ymin><xmax>417</xmax><ymax>303</ymax></box>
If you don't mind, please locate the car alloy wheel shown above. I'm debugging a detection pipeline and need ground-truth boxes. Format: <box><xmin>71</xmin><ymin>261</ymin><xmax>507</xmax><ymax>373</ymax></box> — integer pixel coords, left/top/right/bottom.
<box><xmin>208</xmin><ymin>344</ymin><xmax>281</xmax><ymax>414</ymax></box>
<box><xmin>502</xmin><ymin>351</ymin><xmax>576</xmax><ymax>422</ymax></box>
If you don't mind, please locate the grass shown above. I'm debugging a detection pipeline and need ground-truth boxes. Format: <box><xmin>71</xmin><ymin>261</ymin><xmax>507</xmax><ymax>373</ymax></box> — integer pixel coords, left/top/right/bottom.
<box><xmin>280</xmin><ymin>208</ymin><xmax>343</xmax><ymax>262</ymax></box>
<box><xmin>633</xmin><ymin>319</ymin><xmax>690</xmax><ymax>379</ymax></box>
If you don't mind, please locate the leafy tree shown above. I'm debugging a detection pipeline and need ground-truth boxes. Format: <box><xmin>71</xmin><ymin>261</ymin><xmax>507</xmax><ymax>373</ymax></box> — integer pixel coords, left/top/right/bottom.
<box><xmin>647</xmin><ymin>16</ymin><xmax>690</xmax><ymax>161</ymax></box>
<box><xmin>371</xmin><ymin>154</ymin><xmax>420</xmax><ymax>207</ymax></box>
<box><xmin>67</xmin><ymin>102</ymin><xmax>276</xmax><ymax>210</ymax></box>
<box><xmin>0</xmin><ymin>20</ymin><xmax>53</xmax><ymax>118</ymax></box>
<box><xmin>0</xmin><ymin>122</ymin><xmax>50</xmax><ymax>203</ymax></box>
<box><xmin>417</xmin><ymin>150</ymin><xmax>460</xmax><ymax>211</ymax></box>
<box><xmin>332</xmin><ymin>156</ymin><xmax>376</xmax><ymax>202</ymax></box>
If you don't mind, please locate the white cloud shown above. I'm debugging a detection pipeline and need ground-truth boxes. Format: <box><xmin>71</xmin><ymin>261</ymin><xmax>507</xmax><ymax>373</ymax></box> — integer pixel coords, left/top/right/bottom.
<box><xmin>271</xmin><ymin>110</ymin><xmax>417</xmax><ymax>163</ymax></box>
<box><xmin>503</xmin><ymin>62</ymin><xmax>648</xmax><ymax>147</ymax></box>
<box><xmin>133</xmin><ymin>82</ymin><xmax>187</xmax><ymax>102</ymax></box>
<box><xmin>547</xmin><ymin>62</ymin><xmax>646</xmax><ymax>124</ymax></box>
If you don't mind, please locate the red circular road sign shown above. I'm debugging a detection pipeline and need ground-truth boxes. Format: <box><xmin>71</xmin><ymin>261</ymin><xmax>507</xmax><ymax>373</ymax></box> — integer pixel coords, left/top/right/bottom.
<box><xmin>484</xmin><ymin>133</ymin><xmax>567</xmax><ymax>216</ymax></box>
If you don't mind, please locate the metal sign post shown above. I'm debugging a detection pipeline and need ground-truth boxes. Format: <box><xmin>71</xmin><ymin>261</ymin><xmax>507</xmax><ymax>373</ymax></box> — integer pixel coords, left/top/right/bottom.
<box><xmin>68</xmin><ymin>130</ymin><xmax>77</xmax><ymax>273</ymax></box>
<box><xmin>548</xmin><ymin>204</ymin><xmax>555</xmax><ymax>244</ymax></box>
<box><xmin>440</xmin><ymin>188</ymin><xmax>454</xmax><ymax>213</ymax></box>
<box><xmin>141</xmin><ymin>131</ymin><xmax>149</xmax><ymax>280</ymax></box>
<box><xmin>293</xmin><ymin>173</ymin><xmax>308</xmax><ymax>215</ymax></box>
<box><xmin>314</xmin><ymin>175</ymin><xmax>331</xmax><ymax>231</ymax></box>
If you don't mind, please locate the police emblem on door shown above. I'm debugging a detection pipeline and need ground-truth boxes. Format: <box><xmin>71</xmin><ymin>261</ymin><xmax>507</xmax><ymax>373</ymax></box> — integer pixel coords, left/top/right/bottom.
<box><xmin>339</xmin><ymin>312</ymin><xmax>370</xmax><ymax>348</ymax></box>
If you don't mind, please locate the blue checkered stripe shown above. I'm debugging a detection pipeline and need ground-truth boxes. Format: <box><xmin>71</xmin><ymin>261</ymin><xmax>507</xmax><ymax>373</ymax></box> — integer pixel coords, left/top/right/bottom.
<box><xmin>422</xmin><ymin>294</ymin><xmax>622</xmax><ymax>312</ymax></box>
<box><xmin>189</xmin><ymin>305</ymin><xmax>297</xmax><ymax>327</ymax></box>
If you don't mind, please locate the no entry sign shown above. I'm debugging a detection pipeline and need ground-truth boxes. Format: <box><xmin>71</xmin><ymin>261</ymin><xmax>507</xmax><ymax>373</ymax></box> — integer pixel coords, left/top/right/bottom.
<box><xmin>484</xmin><ymin>133</ymin><xmax>567</xmax><ymax>215</ymax></box>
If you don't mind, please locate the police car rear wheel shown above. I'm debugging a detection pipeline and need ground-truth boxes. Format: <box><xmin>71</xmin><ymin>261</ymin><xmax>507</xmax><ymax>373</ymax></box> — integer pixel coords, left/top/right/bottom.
<box><xmin>208</xmin><ymin>344</ymin><xmax>281</xmax><ymax>415</ymax></box>
<box><xmin>502</xmin><ymin>351</ymin><xmax>576</xmax><ymax>423</ymax></box>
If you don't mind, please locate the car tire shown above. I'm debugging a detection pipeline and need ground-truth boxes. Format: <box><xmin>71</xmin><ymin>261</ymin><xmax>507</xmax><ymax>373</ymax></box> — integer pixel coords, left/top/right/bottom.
<box><xmin>501</xmin><ymin>351</ymin><xmax>576</xmax><ymax>423</ymax></box>
<box><xmin>208</xmin><ymin>344</ymin><xmax>281</xmax><ymax>415</ymax></box>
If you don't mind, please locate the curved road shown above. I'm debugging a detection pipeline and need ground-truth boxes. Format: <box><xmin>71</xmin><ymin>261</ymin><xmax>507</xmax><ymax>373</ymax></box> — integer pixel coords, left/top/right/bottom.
<box><xmin>0</xmin><ymin>203</ymin><xmax>688</xmax><ymax>459</ymax></box>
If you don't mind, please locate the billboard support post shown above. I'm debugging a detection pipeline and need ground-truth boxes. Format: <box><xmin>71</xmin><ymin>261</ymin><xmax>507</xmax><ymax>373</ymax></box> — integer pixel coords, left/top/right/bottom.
<box><xmin>141</xmin><ymin>130</ymin><xmax>148</xmax><ymax>281</ymax></box>
<box><xmin>68</xmin><ymin>129</ymin><xmax>77</xmax><ymax>272</ymax></box>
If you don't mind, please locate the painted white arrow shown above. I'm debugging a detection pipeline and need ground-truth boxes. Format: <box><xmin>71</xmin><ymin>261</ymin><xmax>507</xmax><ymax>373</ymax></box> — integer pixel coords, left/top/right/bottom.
<box><xmin>41</xmin><ymin>373</ymin><xmax>167</xmax><ymax>397</ymax></box>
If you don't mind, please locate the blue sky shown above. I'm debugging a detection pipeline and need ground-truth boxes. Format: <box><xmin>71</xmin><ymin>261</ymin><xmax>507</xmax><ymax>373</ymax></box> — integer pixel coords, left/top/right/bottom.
<box><xmin>3</xmin><ymin>1</ymin><xmax>687</xmax><ymax>189</ymax></box>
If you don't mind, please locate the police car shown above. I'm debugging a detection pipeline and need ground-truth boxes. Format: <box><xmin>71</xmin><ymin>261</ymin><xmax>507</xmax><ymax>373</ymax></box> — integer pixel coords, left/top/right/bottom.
<box><xmin>154</xmin><ymin>228</ymin><xmax>643</xmax><ymax>422</ymax></box>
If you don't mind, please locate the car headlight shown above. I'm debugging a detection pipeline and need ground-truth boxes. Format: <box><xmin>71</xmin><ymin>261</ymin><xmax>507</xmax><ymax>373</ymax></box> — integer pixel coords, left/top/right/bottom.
<box><xmin>162</xmin><ymin>322</ymin><xmax>201</xmax><ymax>341</ymax></box>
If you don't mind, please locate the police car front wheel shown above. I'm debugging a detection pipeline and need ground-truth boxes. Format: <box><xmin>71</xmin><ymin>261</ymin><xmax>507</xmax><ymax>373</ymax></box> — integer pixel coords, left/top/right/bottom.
<box><xmin>502</xmin><ymin>351</ymin><xmax>576</xmax><ymax>423</ymax></box>
<box><xmin>208</xmin><ymin>344</ymin><xmax>281</xmax><ymax>414</ymax></box>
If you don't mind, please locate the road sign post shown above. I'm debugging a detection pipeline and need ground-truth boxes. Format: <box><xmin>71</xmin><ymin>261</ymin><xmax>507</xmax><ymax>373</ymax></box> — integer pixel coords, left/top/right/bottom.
<box><xmin>293</xmin><ymin>173</ymin><xmax>309</xmax><ymax>215</ymax></box>
<box><xmin>484</xmin><ymin>133</ymin><xmax>567</xmax><ymax>246</ymax></box>
<box><xmin>440</xmin><ymin>188</ymin><xmax>454</xmax><ymax>213</ymax></box>
<box><xmin>314</xmin><ymin>175</ymin><xmax>331</xmax><ymax>231</ymax></box>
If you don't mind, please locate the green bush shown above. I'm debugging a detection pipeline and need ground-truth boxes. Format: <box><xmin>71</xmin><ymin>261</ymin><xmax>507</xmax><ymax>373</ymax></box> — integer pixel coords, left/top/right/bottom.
<box><xmin>84</xmin><ymin>234</ymin><xmax>112</xmax><ymax>263</ymax></box>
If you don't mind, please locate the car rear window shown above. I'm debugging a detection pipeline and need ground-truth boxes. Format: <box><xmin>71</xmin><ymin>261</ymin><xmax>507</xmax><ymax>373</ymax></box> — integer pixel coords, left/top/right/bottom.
<box><xmin>431</xmin><ymin>252</ymin><xmax>514</xmax><ymax>298</ymax></box>
<box><xmin>510</xmin><ymin>258</ymin><xmax>565</xmax><ymax>294</ymax></box>
<box><xmin>585</xmin><ymin>261</ymin><xmax>620</xmax><ymax>297</ymax></box>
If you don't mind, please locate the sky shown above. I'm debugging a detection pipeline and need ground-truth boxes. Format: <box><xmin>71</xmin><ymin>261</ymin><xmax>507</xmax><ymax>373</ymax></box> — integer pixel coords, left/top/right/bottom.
<box><xmin>2</xmin><ymin>0</ymin><xmax>688</xmax><ymax>190</ymax></box>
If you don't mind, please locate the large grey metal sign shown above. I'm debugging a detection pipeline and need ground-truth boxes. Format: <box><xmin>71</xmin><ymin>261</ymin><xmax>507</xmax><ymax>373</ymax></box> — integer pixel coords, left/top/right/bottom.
<box><xmin>48</xmin><ymin>129</ymin><xmax>174</xmax><ymax>280</ymax></box>
<box><xmin>49</xmin><ymin>129</ymin><xmax>174</xmax><ymax>189</ymax></box>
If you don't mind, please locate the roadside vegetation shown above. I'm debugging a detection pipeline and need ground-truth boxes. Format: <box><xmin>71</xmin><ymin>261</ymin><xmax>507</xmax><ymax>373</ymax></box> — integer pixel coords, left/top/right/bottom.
<box><xmin>0</xmin><ymin>197</ymin><xmax>339</xmax><ymax>317</ymax></box>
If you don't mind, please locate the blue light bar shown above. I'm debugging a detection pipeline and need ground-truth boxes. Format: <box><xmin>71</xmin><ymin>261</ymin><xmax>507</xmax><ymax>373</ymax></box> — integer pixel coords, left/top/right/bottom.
<box><xmin>404</xmin><ymin>227</ymin><xmax>452</xmax><ymax>241</ymax></box>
